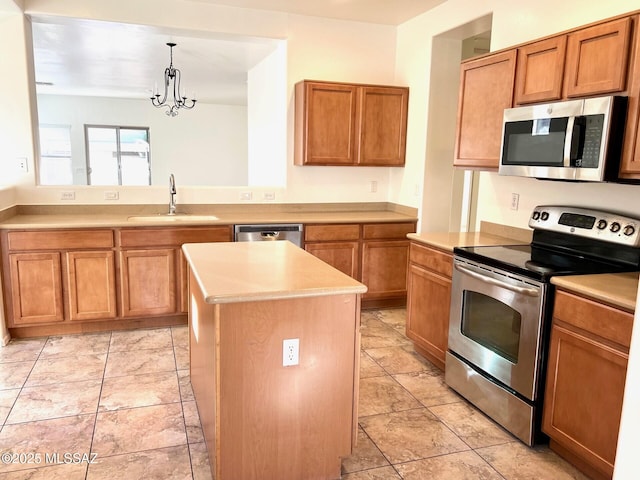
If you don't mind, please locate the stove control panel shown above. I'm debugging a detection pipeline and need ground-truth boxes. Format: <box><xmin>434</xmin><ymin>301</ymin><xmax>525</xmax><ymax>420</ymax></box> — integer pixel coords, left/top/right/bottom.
<box><xmin>529</xmin><ymin>205</ymin><xmax>640</xmax><ymax>247</ymax></box>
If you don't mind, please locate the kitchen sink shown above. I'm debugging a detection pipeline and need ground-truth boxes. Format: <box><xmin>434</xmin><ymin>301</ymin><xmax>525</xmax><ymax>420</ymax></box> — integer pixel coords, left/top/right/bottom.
<box><xmin>127</xmin><ymin>214</ymin><xmax>219</xmax><ymax>222</ymax></box>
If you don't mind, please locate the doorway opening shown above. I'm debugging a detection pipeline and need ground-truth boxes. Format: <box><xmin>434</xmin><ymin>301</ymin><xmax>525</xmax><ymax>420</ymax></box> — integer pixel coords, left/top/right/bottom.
<box><xmin>422</xmin><ymin>15</ymin><xmax>491</xmax><ymax>232</ymax></box>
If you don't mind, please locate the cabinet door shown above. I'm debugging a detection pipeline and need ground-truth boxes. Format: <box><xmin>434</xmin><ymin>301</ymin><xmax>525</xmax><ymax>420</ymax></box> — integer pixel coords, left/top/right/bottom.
<box><xmin>66</xmin><ymin>251</ymin><xmax>117</xmax><ymax>321</ymax></box>
<box><xmin>514</xmin><ymin>36</ymin><xmax>567</xmax><ymax>104</ymax></box>
<box><xmin>406</xmin><ymin>263</ymin><xmax>451</xmax><ymax>370</ymax></box>
<box><xmin>295</xmin><ymin>82</ymin><xmax>358</xmax><ymax>165</ymax></box>
<box><xmin>8</xmin><ymin>252</ymin><xmax>64</xmax><ymax>325</ymax></box>
<box><xmin>305</xmin><ymin>241</ymin><xmax>360</xmax><ymax>278</ymax></box>
<box><xmin>454</xmin><ymin>50</ymin><xmax>516</xmax><ymax>169</ymax></box>
<box><xmin>619</xmin><ymin>16</ymin><xmax>640</xmax><ymax>180</ymax></box>
<box><xmin>358</xmin><ymin>86</ymin><xmax>408</xmax><ymax>166</ymax></box>
<box><xmin>543</xmin><ymin>323</ymin><xmax>628</xmax><ymax>478</ymax></box>
<box><xmin>120</xmin><ymin>248</ymin><xmax>177</xmax><ymax>317</ymax></box>
<box><xmin>361</xmin><ymin>240</ymin><xmax>409</xmax><ymax>300</ymax></box>
<box><xmin>564</xmin><ymin>17</ymin><xmax>632</xmax><ymax>97</ymax></box>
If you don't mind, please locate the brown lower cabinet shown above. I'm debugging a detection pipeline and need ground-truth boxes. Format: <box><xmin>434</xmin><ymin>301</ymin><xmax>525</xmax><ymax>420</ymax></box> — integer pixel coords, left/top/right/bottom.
<box><xmin>119</xmin><ymin>248</ymin><xmax>177</xmax><ymax>317</ymax></box>
<box><xmin>66</xmin><ymin>250</ymin><xmax>117</xmax><ymax>321</ymax></box>
<box><xmin>405</xmin><ymin>241</ymin><xmax>452</xmax><ymax>370</ymax></box>
<box><xmin>2</xmin><ymin>221</ymin><xmax>416</xmax><ymax>335</ymax></box>
<box><xmin>543</xmin><ymin>289</ymin><xmax>633</xmax><ymax>480</ymax></box>
<box><xmin>304</xmin><ymin>242</ymin><xmax>359</xmax><ymax>278</ymax></box>
<box><xmin>7</xmin><ymin>251</ymin><xmax>65</xmax><ymax>325</ymax></box>
<box><xmin>304</xmin><ymin>223</ymin><xmax>360</xmax><ymax>278</ymax></box>
<box><xmin>1</xmin><ymin>226</ymin><xmax>232</xmax><ymax>336</ymax></box>
<box><xmin>3</xmin><ymin>229</ymin><xmax>116</xmax><ymax>328</ymax></box>
<box><xmin>304</xmin><ymin>221</ymin><xmax>416</xmax><ymax>309</ymax></box>
<box><xmin>361</xmin><ymin>240</ymin><xmax>410</xmax><ymax>304</ymax></box>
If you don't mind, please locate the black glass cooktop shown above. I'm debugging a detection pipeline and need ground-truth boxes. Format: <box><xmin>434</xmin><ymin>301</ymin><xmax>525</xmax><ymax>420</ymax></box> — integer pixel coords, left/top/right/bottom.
<box><xmin>454</xmin><ymin>243</ymin><xmax>640</xmax><ymax>281</ymax></box>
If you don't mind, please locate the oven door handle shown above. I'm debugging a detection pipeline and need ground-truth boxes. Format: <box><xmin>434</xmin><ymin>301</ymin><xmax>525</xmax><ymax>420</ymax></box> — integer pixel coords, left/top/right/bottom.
<box><xmin>454</xmin><ymin>264</ymin><xmax>540</xmax><ymax>297</ymax></box>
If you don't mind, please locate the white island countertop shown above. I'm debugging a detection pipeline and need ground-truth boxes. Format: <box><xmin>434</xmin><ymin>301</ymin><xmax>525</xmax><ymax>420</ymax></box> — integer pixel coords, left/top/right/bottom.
<box><xmin>182</xmin><ymin>240</ymin><xmax>367</xmax><ymax>304</ymax></box>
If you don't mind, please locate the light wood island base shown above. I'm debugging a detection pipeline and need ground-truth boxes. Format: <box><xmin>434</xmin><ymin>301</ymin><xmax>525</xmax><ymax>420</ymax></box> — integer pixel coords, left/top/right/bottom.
<box><xmin>183</xmin><ymin>241</ymin><xmax>367</xmax><ymax>480</ymax></box>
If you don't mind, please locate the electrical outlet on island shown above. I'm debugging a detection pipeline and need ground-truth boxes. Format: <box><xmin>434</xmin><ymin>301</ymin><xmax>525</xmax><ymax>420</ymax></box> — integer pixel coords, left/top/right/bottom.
<box><xmin>282</xmin><ymin>338</ymin><xmax>299</xmax><ymax>367</ymax></box>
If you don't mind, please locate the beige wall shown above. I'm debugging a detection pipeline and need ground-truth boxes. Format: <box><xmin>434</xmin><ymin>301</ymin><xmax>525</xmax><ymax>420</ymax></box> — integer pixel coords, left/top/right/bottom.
<box><xmin>0</xmin><ymin>9</ymin><xmax>37</xmax><ymax>195</ymax></box>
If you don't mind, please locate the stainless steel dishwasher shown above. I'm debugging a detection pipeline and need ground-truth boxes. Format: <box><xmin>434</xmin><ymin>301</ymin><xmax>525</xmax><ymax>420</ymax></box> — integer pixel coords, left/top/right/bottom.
<box><xmin>234</xmin><ymin>224</ymin><xmax>303</xmax><ymax>248</ymax></box>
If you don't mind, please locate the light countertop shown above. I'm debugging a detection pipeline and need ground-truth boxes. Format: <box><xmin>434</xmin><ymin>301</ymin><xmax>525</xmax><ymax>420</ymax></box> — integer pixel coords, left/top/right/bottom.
<box><xmin>0</xmin><ymin>210</ymin><xmax>416</xmax><ymax>230</ymax></box>
<box><xmin>551</xmin><ymin>272</ymin><xmax>639</xmax><ymax>312</ymax></box>
<box><xmin>407</xmin><ymin>231</ymin><xmax>530</xmax><ymax>252</ymax></box>
<box><xmin>182</xmin><ymin>241</ymin><xmax>367</xmax><ymax>304</ymax></box>
<box><xmin>408</xmin><ymin>221</ymin><xmax>533</xmax><ymax>251</ymax></box>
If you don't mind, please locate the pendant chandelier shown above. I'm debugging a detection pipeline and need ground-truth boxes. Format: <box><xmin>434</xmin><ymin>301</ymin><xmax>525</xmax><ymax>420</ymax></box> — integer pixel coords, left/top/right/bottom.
<box><xmin>150</xmin><ymin>42</ymin><xmax>197</xmax><ymax>117</ymax></box>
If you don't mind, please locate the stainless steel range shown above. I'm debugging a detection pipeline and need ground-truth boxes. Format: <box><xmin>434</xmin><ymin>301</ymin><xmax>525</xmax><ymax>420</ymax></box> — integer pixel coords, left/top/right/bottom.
<box><xmin>445</xmin><ymin>206</ymin><xmax>640</xmax><ymax>446</ymax></box>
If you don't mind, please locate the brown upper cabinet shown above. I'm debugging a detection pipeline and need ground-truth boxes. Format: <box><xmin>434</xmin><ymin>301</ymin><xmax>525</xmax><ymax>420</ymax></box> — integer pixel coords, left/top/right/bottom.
<box><xmin>515</xmin><ymin>17</ymin><xmax>632</xmax><ymax>105</ymax></box>
<box><xmin>455</xmin><ymin>12</ymin><xmax>638</xmax><ymax>173</ymax></box>
<box><xmin>514</xmin><ymin>36</ymin><xmax>567</xmax><ymax>105</ymax></box>
<box><xmin>454</xmin><ymin>50</ymin><xmax>516</xmax><ymax>170</ymax></box>
<box><xmin>564</xmin><ymin>17</ymin><xmax>632</xmax><ymax>98</ymax></box>
<box><xmin>295</xmin><ymin>80</ymin><xmax>409</xmax><ymax>166</ymax></box>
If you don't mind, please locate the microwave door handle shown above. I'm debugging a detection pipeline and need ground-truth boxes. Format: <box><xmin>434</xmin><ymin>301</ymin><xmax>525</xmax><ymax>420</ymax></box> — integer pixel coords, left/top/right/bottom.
<box><xmin>563</xmin><ymin>116</ymin><xmax>575</xmax><ymax>167</ymax></box>
<box><xmin>454</xmin><ymin>264</ymin><xmax>540</xmax><ymax>297</ymax></box>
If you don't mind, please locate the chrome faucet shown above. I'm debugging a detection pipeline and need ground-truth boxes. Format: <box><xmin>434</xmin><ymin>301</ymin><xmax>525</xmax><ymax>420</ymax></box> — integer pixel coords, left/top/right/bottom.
<box><xmin>169</xmin><ymin>174</ymin><xmax>177</xmax><ymax>215</ymax></box>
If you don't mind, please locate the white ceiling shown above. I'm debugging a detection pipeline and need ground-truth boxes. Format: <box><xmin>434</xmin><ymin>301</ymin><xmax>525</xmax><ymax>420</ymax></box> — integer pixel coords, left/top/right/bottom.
<box><xmin>31</xmin><ymin>17</ymin><xmax>281</xmax><ymax>105</ymax></box>
<box><xmin>189</xmin><ymin>0</ymin><xmax>447</xmax><ymax>26</ymax></box>
<box><xmin>31</xmin><ymin>0</ymin><xmax>447</xmax><ymax>105</ymax></box>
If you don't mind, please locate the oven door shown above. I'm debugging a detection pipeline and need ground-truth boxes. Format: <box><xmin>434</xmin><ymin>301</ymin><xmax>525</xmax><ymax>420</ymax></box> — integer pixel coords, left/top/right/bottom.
<box><xmin>448</xmin><ymin>256</ymin><xmax>547</xmax><ymax>401</ymax></box>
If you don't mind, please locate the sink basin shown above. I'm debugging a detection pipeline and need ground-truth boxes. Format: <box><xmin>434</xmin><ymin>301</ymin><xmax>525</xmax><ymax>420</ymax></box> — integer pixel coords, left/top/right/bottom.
<box><xmin>127</xmin><ymin>214</ymin><xmax>219</xmax><ymax>222</ymax></box>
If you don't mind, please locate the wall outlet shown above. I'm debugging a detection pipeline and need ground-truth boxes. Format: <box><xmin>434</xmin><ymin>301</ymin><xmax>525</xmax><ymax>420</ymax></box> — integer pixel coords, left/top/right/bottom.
<box><xmin>60</xmin><ymin>191</ymin><xmax>76</xmax><ymax>201</ymax></box>
<box><xmin>240</xmin><ymin>191</ymin><xmax>252</xmax><ymax>201</ymax></box>
<box><xmin>511</xmin><ymin>193</ymin><xmax>520</xmax><ymax>211</ymax></box>
<box><xmin>17</xmin><ymin>157</ymin><xmax>28</xmax><ymax>172</ymax></box>
<box><xmin>263</xmin><ymin>192</ymin><xmax>276</xmax><ymax>201</ymax></box>
<box><xmin>104</xmin><ymin>191</ymin><xmax>119</xmax><ymax>200</ymax></box>
<box><xmin>282</xmin><ymin>338</ymin><xmax>299</xmax><ymax>367</ymax></box>
<box><xmin>370</xmin><ymin>180</ymin><xmax>378</xmax><ymax>193</ymax></box>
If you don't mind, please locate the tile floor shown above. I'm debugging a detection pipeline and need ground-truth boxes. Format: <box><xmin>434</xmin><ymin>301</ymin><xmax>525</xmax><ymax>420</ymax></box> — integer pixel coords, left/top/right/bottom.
<box><xmin>0</xmin><ymin>309</ymin><xmax>590</xmax><ymax>480</ymax></box>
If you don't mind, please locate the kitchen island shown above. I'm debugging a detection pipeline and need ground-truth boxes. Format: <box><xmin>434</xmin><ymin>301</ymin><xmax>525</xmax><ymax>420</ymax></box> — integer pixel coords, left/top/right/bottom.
<box><xmin>182</xmin><ymin>240</ymin><xmax>367</xmax><ymax>480</ymax></box>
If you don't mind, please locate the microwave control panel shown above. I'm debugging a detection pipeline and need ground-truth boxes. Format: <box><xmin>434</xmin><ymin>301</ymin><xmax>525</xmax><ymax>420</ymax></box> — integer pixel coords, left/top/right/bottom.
<box><xmin>577</xmin><ymin>115</ymin><xmax>604</xmax><ymax>168</ymax></box>
<box><xmin>529</xmin><ymin>205</ymin><xmax>640</xmax><ymax>247</ymax></box>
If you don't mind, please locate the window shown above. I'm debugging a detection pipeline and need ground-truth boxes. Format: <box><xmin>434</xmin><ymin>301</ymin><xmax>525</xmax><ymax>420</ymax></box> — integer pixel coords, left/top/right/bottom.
<box><xmin>85</xmin><ymin>125</ymin><xmax>151</xmax><ymax>185</ymax></box>
<box><xmin>39</xmin><ymin>125</ymin><xmax>73</xmax><ymax>185</ymax></box>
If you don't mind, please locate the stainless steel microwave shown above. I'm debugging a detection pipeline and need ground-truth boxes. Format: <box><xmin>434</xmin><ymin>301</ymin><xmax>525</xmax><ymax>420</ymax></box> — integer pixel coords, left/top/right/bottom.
<box><xmin>498</xmin><ymin>95</ymin><xmax>627</xmax><ymax>182</ymax></box>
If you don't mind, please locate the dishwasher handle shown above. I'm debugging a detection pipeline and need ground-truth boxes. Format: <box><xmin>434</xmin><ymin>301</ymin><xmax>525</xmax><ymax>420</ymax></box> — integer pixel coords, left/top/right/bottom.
<box><xmin>260</xmin><ymin>231</ymin><xmax>280</xmax><ymax>240</ymax></box>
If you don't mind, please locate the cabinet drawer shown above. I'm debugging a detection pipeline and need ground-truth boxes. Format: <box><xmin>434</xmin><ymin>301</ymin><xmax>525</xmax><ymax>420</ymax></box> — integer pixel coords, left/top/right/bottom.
<box><xmin>362</xmin><ymin>222</ymin><xmax>415</xmax><ymax>240</ymax></box>
<box><xmin>118</xmin><ymin>226</ymin><xmax>232</xmax><ymax>247</ymax></box>
<box><xmin>553</xmin><ymin>290</ymin><xmax>633</xmax><ymax>348</ymax></box>
<box><xmin>305</xmin><ymin>224</ymin><xmax>360</xmax><ymax>242</ymax></box>
<box><xmin>409</xmin><ymin>242</ymin><xmax>452</xmax><ymax>278</ymax></box>
<box><xmin>7</xmin><ymin>229</ymin><xmax>114</xmax><ymax>251</ymax></box>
